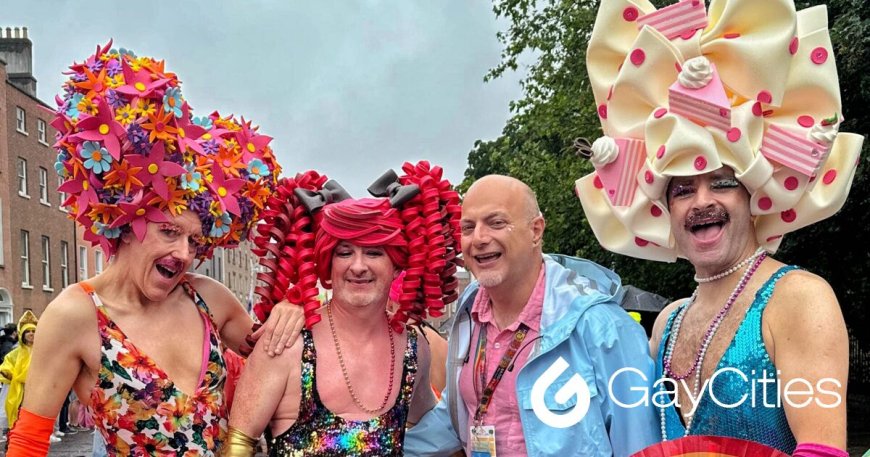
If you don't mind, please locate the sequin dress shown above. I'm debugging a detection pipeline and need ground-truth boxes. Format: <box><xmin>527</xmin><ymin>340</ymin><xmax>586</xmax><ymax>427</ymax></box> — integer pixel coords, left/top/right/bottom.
<box><xmin>268</xmin><ymin>327</ymin><xmax>418</xmax><ymax>456</ymax></box>
<box><xmin>80</xmin><ymin>280</ymin><xmax>227</xmax><ymax>456</ymax></box>
<box><xmin>655</xmin><ymin>266</ymin><xmax>798</xmax><ymax>453</ymax></box>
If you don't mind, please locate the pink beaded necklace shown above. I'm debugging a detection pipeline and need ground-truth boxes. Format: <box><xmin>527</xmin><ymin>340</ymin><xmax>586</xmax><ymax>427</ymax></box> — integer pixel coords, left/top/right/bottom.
<box><xmin>663</xmin><ymin>250</ymin><xmax>767</xmax><ymax>382</ymax></box>
<box><xmin>660</xmin><ymin>251</ymin><xmax>767</xmax><ymax>438</ymax></box>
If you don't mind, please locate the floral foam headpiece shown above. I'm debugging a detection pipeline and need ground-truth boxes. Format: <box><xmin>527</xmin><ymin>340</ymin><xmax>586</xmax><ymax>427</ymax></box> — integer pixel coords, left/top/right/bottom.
<box><xmin>53</xmin><ymin>41</ymin><xmax>281</xmax><ymax>260</ymax></box>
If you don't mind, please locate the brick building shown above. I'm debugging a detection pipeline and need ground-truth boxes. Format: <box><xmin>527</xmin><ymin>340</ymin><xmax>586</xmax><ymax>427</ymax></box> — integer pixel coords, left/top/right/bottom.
<box><xmin>0</xmin><ymin>27</ymin><xmax>75</xmax><ymax>324</ymax></box>
<box><xmin>193</xmin><ymin>240</ymin><xmax>258</xmax><ymax>309</ymax></box>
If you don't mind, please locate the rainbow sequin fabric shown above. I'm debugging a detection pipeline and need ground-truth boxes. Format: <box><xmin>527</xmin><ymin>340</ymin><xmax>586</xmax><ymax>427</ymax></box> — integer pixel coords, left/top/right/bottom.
<box><xmin>268</xmin><ymin>327</ymin><xmax>418</xmax><ymax>456</ymax></box>
<box><xmin>656</xmin><ymin>265</ymin><xmax>799</xmax><ymax>453</ymax></box>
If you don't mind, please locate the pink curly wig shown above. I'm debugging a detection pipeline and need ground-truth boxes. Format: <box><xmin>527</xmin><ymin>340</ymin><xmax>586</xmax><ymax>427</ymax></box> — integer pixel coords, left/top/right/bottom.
<box><xmin>252</xmin><ymin>161</ymin><xmax>461</xmax><ymax>331</ymax></box>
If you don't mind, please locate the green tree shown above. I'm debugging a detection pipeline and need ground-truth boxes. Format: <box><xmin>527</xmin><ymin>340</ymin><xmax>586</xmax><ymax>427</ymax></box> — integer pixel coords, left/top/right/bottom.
<box><xmin>464</xmin><ymin>0</ymin><xmax>869</xmax><ymax>343</ymax></box>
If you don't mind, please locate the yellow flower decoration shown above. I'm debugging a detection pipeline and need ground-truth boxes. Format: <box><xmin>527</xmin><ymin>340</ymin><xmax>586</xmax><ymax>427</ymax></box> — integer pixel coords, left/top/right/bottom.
<box><xmin>114</xmin><ymin>104</ymin><xmax>136</xmax><ymax>125</ymax></box>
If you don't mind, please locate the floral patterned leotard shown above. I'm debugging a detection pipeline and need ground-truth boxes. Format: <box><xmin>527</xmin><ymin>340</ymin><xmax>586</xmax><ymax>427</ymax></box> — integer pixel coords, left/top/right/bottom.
<box><xmin>80</xmin><ymin>280</ymin><xmax>227</xmax><ymax>456</ymax></box>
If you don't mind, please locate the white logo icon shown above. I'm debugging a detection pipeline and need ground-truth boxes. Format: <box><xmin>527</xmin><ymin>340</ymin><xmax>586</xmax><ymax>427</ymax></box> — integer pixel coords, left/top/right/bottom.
<box><xmin>530</xmin><ymin>356</ymin><xmax>590</xmax><ymax>428</ymax></box>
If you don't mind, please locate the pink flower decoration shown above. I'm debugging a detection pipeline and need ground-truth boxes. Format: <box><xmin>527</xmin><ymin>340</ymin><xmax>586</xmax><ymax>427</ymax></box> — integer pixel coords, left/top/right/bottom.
<box><xmin>114</xmin><ymin>58</ymin><xmax>171</xmax><ymax>100</ymax></box>
<box><xmin>71</xmin><ymin>98</ymin><xmax>127</xmax><ymax>160</ymax></box>
<box><xmin>111</xmin><ymin>191</ymin><xmax>171</xmax><ymax>241</ymax></box>
<box><xmin>58</xmin><ymin>172</ymin><xmax>101</xmax><ymax>218</ymax></box>
<box><xmin>125</xmin><ymin>141</ymin><xmax>187</xmax><ymax>201</ymax></box>
<box><xmin>234</xmin><ymin>117</ymin><xmax>272</xmax><ymax>162</ymax></box>
<box><xmin>205</xmin><ymin>166</ymin><xmax>246</xmax><ymax>216</ymax></box>
<box><xmin>174</xmin><ymin>103</ymin><xmax>209</xmax><ymax>155</ymax></box>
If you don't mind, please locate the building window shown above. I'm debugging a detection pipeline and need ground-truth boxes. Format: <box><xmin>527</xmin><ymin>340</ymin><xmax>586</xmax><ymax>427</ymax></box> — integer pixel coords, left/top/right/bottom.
<box><xmin>79</xmin><ymin>246</ymin><xmax>88</xmax><ymax>280</ymax></box>
<box><xmin>17</xmin><ymin>158</ymin><xmax>28</xmax><ymax>197</ymax></box>
<box><xmin>21</xmin><ymin>231</ymin><xmax>31</xmax><ymax>287</ymax></box>
<box><xmin>60</xmin><ymin>241</ymin><xmax>70</xmax><ymax>288</ymax></box>
<box><xmin>16</xmin><ymin>107</ymin><xmax>26</xmax><ymax>133</ymax></box>
<box><xmin>95</xmin><ymin>250</ymin><xmax>104</xmax><ymax>275</ymax></box>
<box><xmin>37</xmin><ymin>119</ymin><xmax>48</xmax><ymax>144</ymax></box>
<box><xmin>58</xmin><ymin>176</ymin><xmax>68</xmax><ymax>212</ymax></box>
<box><xmin>42</xmin><ymin>236</ymin><xmax>52</xmax><ymax>290</ymax></box>
<box><xmin>39</xmin><ymin>167</ymin><xmax>50</xmax><ymax>205</ymax></box>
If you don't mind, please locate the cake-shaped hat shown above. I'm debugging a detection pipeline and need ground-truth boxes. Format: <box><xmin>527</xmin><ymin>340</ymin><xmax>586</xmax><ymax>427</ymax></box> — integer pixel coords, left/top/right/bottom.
<box><xmin>575</xmin><ymin>0</ymin><xmax>864</xmax><ymax>261</ymax></box>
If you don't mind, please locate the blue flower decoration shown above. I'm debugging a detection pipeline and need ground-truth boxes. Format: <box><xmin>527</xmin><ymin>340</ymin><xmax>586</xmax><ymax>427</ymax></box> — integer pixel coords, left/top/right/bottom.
<box><xmin>93</xmin><ymin>222</ymin><xmax>122</xmax><ymax>239</ymax></box>
<box><xmin>81</xmin><ymin>141</ymin><xmax>113</xmax><ymax>174</ymax></box>
<box><xmin>163</xmin><ymin>87</ymin><xmax>183</xmax><ymax>118</ymax></box>
<box><xmin>54</xmin><ymin>152</ymin><xmax>69</xmax><ymax>177</ymax></box>
<box><xmin>246</xmin><ymin>159</ymin><xmax>270</xmax><ymax>180</ymax></box>
<box><xmin>180</xmin><ymin>164</ymin><xmax>203</xmax><ymax>192</ymax></box>
<box><xmin>209</xmin><ymin>212</ymin><xmax>232</xmax><ymax>238</ymax></box>
<box><xmin>192</xmin><ymin>116</ymin><xmax>213</xmax><ymax>130</ymax></box>
<box><xmin>66</xmin><ymin>93</ymin><xmax>85</xmax><ymax>118</ymax></box>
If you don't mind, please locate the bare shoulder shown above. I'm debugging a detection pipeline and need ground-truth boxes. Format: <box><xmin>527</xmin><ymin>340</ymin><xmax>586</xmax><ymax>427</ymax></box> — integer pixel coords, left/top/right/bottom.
<box><xmin>765</xmin><ymin>268</ymin><xmax>842</xmax><ymax>333</ymax></box>
<box><xmin>185</xmin><ymin>273</ymin><xmax>239</xmax><ymax>314</ymax></box>
<box><xmin>186</xmin><ymin>272</ymin><xmax>233</xmax><ymax>299</ymax></box>
<box><xmin>35</xmin><ymin>284</ymin><xmax>98</xmax><ymax>355</ymax></box>
<box><xmin>768</xmin><ymin>270</ymin><xmax>841</xmax><ymax>323</ymax></box>
<box><xmin>42</xmin><ymin>284</ymin><xmax>99</xmax><ymax>328</ymax></box>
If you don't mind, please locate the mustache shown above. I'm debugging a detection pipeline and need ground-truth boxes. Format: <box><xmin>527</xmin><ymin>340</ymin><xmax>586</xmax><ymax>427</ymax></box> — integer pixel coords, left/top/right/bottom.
<box><xmin>684</xmin><ymin>207</ymin><xmax>730</xmax><ymax>230</ymax></box>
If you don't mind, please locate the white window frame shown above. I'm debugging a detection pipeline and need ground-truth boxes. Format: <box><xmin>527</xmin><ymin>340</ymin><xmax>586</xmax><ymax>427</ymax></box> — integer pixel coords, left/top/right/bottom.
<box><xmin>95</xmin><ymin>249</ymin><xmax>104</xmax><ymax>275</ymax></box>
<box><xmin>16</xmin><ymin>106</ymin><xmax>27</xmax><ymax>134</ymax></box>
<box><xmin>79</xmin><ymin>246</ymin><xmax>88</xmax><ymax>280</ymax></box>
<box><xmin>39</xmin><ymin>167</ymin><xmax>50</xmax><ymax>206</ymax></box>
<box><xmin>58</xmin><ymin>176</ymin><xmax>68</xmax><ymax>212</ymax></box>
<box><xmin>21</xmin><ymin>230</ymin><xmax>31</xmax><ymax>288</ymax></box>
<box><xmin>60</xmin><ymin>241</ymin><xmax>69</xmax><ymax>288</ymax></box>
<box><xmin>37</xmin><ymin>119</ymin><xmax>48</xmax><ymax>145</ymax></box>
<box><xmin>17</xmin><ymin>158</ymin><xmax>29</xmax><ymax>198</ymax></box>
<box><xmin>42</xmin><ymin>236</ymin><xmax>52</xmax><ymax>291</ymax></box>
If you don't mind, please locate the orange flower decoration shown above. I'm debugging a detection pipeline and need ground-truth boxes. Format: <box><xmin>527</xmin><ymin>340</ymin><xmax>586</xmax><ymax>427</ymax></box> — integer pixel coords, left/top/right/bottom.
<box><xmin>141</xmin><ymin>108</ymin><xmax>178</xmax><ymax>144</ymax></box>
<box><xmin>103</xmin><ymin>160</ymin><xmax>144</xmax><ymax>195</ymax></box>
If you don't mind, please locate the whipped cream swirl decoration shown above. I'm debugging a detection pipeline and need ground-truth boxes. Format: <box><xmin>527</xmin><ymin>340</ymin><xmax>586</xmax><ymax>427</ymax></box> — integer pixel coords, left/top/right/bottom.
<box><xmin>591</xmin><ymin>136</ymin><xmax>619</xmax><ymax>167</ymax></box>
<box><xmin>678</xmin><ymin>56</ymin><xmax>714</xmax><ymax>89</ymax></box>
<box><xmin>808</xmin><ymin>121</ymin><xmax>839</xmax><ymax>147</ymax></box>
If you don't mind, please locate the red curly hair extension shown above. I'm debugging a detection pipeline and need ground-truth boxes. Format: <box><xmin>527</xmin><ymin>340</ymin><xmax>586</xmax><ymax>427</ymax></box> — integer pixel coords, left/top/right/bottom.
<box><xmin>252</xmin><ymin>161</ymin><xmax>461</xmax><ymax>333</ymax></box>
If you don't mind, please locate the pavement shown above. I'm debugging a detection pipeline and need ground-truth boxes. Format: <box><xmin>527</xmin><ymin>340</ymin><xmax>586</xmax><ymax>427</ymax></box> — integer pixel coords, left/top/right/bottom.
<box><xmin>0</xmin><ymin>428</ymin><xmax>96</xmax><ymax>456</ymax></box>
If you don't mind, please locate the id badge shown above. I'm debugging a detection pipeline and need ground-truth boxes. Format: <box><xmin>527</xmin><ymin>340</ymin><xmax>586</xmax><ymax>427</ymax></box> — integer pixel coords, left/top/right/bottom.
<box><xmin>470</xmin><ymin>425</ymin><xmax>497</xmax><ymax>457</ymax></box>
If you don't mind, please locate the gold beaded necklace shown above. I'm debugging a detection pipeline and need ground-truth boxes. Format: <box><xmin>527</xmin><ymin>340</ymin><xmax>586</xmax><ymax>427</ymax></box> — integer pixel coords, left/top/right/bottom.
<box><xmin>326</xmin><ymin>302</ymin><xmax>396</xmax><ymax>415</ymax></box>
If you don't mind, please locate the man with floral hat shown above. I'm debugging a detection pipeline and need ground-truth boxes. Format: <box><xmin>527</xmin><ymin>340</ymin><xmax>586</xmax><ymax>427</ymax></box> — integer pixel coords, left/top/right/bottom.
<box><xmin>6</xmin><ymin>42</ymin><xmax>303</xmax><ymax>456</ymax></box>
<box><xmin>575</xmin><ymin>0</ymin><xmax>862</xmax><ymax>455</ymax></box>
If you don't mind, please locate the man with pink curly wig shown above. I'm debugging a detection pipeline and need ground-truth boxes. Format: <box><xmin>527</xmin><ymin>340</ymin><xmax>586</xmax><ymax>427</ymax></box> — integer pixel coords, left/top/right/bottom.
<box><xmin>224</xmin><ymin>162</ymin><xmax>462</xmax><ymax>457</ymax></box>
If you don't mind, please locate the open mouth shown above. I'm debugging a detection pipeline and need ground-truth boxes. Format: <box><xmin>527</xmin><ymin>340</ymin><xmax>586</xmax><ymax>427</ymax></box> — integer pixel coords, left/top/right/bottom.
<box><xmin>155</xmin><ymin>260</ymin><xmax>181</xmax><ymax>279</ymax></box>
<box><xmin>474</xmin><ymin>252</ymin><xmax>501</xmax><ymax>265</ymax></box>
<box><xmin>685</xmin><ymin>209</ymin><xmax>730</xmax><ymax>242</ymax></box>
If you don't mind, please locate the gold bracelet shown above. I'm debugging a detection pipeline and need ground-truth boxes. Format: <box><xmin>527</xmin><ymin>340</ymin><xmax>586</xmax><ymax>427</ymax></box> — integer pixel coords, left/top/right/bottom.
<box><xmin>222</xmin><ymin>427</ymin><xmax>259</xmax><ymax>457</ymax></box>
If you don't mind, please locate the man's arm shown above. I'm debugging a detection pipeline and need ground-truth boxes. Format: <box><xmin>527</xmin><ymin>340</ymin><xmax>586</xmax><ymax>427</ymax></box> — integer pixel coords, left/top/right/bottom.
<box><xmin>583</xmin><ymin>304</ymin><xmax>660</xmax><ymax>457</ymax></box>
<box><xmin>768</xmin><ymin>271</ymin><xmax>847</xmax><ymax>449</ymax></box>
<box><xmin>227</xmin><ymin>330</ymin><xmax>300</xmax><ymax>439</ymax></box>
<box><xmin>406</xmin><ymin>328</ymin><xmax>437</xmax><ymax>425</ymax></box>
<box><xmin>403</xmin><ymin>387</ymin><xmax>463</xmax><ymax>457</ymax></box>
<box><xmin>21</xmin><ymin>287</ymin><xmax>94</xmax><ymax>417</ymax></box>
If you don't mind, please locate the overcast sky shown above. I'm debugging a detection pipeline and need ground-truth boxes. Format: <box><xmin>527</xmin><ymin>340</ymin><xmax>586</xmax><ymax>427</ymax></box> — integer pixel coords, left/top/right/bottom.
<box><xmin>6</xmin><ymin>1</ymin><xmax>524</xmax><ymax>194</ymax></box>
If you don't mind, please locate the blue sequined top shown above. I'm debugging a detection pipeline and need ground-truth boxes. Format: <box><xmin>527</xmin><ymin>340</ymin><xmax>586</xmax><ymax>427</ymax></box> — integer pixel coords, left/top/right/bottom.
<box><xmin>655</xmin><ymin>265</ymin><xmax>798</xmax><ymax>453</ymax></box>
<box><xmin>267</xmin><ymin>327</ymin><xmax>418</xmax><ymax>457</ymax></box>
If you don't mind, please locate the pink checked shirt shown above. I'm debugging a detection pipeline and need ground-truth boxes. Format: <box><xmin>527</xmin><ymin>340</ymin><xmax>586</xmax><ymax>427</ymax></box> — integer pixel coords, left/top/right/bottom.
<box><xmin>458</xmin><ymin>266</ymin><xmax>545</xmax><ymax>457</ymax></box>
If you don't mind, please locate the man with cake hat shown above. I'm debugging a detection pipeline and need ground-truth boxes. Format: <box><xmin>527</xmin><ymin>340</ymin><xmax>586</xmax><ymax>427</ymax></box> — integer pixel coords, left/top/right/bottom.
<box><xmin>575</xmin><ymin>0</ymin><xmax>862</xmax><ymax>455</ymax></box>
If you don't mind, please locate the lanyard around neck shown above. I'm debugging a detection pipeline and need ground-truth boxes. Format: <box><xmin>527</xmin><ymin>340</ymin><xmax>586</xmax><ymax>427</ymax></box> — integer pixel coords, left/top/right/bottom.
<box><xmin>472</xmin><ymin>322</ymin><xmax>530</xmax><ymax>425</ymax></box>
